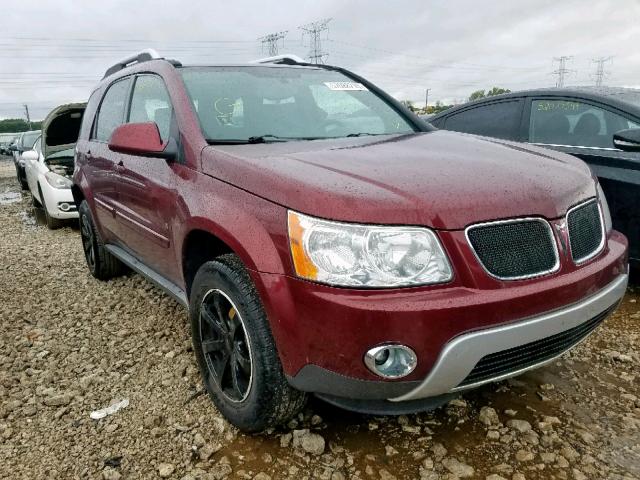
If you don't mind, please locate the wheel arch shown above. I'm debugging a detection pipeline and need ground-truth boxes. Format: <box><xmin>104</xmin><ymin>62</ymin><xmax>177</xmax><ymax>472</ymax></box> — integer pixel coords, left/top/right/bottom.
<box><xmin>178</xmin><ymin>207</ymin><xmax>288</xmax><ymax>298</ymax></box>
<box><xmin>181</xmin><ymin>227</ymin><xmax>236</xmax><ymax>297</ymax></box>
<box><xmin>71</xmin><ymin>183</ymin><xmax>85</xmax><ymax>207</ymax></box>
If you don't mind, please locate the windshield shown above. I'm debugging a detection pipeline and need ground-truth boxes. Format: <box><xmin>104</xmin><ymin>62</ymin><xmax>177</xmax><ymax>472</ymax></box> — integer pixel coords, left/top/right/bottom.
<box><xmin>179</xmin><ymin>66</ymin><xmax>415</xmax><ymax>143</ymax></box>
<box><xmin>21</xmin><ymin>131</ymin><xmax>41</xmax><ymax>150</ymax></box>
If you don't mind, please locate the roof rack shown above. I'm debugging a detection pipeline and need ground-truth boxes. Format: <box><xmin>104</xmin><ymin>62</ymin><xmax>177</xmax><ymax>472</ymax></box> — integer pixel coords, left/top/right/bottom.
<box><xmin>102</xmin><ymin>49</ymin><xmax>170</xmax><ymax>79</ymax></box>
<box><xmin>251</xmin><ymin>54</ymin><xmax>305</xmax><ymax>65</ymax></box>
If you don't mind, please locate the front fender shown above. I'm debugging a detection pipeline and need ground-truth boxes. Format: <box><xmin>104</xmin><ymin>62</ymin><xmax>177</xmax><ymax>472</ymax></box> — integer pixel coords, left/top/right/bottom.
<box><xmin>174</xmin><ymin>172</ymin><xmax>292</xmax><ymax>277</ymax></box>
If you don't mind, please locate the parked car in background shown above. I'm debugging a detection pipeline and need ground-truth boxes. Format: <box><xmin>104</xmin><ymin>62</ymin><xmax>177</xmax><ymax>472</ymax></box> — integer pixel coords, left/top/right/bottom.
<box><xmin>10</xmin><ymin>130</ymin><xmax>41</xmax><ymax>189</ymax></box>
<box><xmin>429</xmin><ymin>87</ymin><xmax>640</xmax><ymax>267</ymax></box>
<box><xmin>73</xmin><ymin>51</ymin><xmax>627</xmax><ymax>432</ymax></box>
<box><xmin>23</xmin><ymin>103</ymin><xmax>85</xmax><ymax>228</ymax></box>
<box><xmin>0</xmin><ymin>133</ymin><xmax>17</xmax><ymax>155</ymax></box>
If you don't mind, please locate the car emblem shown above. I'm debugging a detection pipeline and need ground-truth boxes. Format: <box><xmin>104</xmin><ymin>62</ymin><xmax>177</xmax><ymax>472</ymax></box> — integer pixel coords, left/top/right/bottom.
<box><xmin>554</xmin><ymin>221</ymin><xmax>569</xmax><ymax>255</ymax></box>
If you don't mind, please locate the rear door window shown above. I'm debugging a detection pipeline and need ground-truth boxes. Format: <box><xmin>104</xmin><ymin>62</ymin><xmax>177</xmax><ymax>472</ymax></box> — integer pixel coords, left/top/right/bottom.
<box><xmin>128</xmin><ymin>75</ymin><xmax>173</xmax><ymax>142</ymax></box>
<box><xmin>443</xmin><ymin>100</ymin><xmax>523</xmax><ymax>140</ymax></box>
<box><xmin>528</xmin><ymin>99</ymin><xmax>640</xmax><ymax>148</ymax></box>
<box><xmin>94</xmin><ymin>78</ymin><xmax>131</xmax><ymax>142</ymax></box>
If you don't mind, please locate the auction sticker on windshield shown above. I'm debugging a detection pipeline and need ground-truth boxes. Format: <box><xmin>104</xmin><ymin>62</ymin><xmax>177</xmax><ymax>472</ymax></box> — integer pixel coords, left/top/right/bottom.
<box><xmin>324</xmin><ymin>82</ymin><xmax>368</xmax><ymax>91</ymax></box>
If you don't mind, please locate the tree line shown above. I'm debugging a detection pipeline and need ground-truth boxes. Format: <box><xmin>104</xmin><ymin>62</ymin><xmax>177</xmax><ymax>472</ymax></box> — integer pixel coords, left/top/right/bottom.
<box><xmin>0</xmin><ymin>118</ymin><xmax>43</xmax><ymax>134</ymax></box>
<box><xmin>402</xmin><ymin>87</ymin><xmax>511</xmax><ymax>115</ymax></box>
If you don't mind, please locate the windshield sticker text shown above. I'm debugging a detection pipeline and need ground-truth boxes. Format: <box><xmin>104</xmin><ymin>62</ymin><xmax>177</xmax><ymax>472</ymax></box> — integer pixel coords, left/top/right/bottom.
<box><xmin>324</xmin><ymin>82</ymin><xmax>368</xmax><ymax>91</ymax></box>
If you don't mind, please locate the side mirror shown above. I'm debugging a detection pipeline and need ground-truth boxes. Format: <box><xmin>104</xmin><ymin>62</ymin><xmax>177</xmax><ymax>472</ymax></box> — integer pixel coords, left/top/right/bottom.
<box><xmin>613</xmin><ymin>128</ymin><xmax>640</xmax><ymax>152</ymax></box>
<box><xmin>21</xmin><ymin>150</ymin><xmax>39</xmax><ymax>162</ymax></box>
<box><xmin>108</xmin><ymin>122</ymin><xmax>176</xmax><ymax>160</ymax></box>
<box><xmin>9</xmin><ymin>144</ymin><xmax>17</xmax><ymax>152</ymax></box>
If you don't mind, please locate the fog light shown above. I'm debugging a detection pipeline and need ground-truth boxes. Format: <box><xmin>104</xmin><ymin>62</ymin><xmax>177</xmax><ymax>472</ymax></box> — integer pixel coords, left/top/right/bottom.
<box><xmin>364</xmin><ymin>344</ymin><xmax>417</xmax><ymax>379</ymax></box>
<box><xmin>58</xmin><ymin>202</ymin><xmax>70</xmax><ymax>212</ymax></box>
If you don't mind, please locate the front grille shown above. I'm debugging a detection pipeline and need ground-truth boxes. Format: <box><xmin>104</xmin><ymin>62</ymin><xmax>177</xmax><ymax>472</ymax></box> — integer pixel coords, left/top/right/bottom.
<box><xmin>466</xmin><ymin>219</ymin><xmax>558</xmax><ymax>280</ymax></box>
<box><xmin>567</xmin><ymin>200</ymin><xmax>603</xmax><ymax>263</ymax></box>
<box><xmin>458</xmin><ymin>306</ymin><xmax>614</xmax><ymax>388</ymax></box>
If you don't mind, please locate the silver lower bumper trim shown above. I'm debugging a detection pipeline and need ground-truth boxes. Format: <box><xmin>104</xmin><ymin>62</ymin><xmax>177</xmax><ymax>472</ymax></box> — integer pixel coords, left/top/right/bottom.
<box><xmin>391</xmin><ymin>273</ymin><xmax>628</xmax><ymax>402</ymax></box>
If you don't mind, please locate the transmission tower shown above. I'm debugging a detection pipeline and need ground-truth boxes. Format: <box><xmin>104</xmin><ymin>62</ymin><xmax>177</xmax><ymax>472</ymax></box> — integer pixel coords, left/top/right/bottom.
<box><xmin>258</xmin><ymin>31</ymin><xmax>288</xmax><ymax>56</ymax></box>
<box><xmin>552</xmin><ymin>56</ymin><xmax>574</xmax><ymax>88</ymax></box>
<box><xmin>298</xmin><ymin>18</ymin><xmax>332</xmax><ymax>64</ymax></box>
<box><xmin>592</xmin><ymin>56</ymin><xmax>613</xmax><ymax>87</ymax></box>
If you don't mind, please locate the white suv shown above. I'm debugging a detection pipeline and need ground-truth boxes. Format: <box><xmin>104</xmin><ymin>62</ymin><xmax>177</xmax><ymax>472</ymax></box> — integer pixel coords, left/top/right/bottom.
<box><xmin>23</xmin><ymin>103</ymin><xmax>85</xmax><ymax>228</ymax></box>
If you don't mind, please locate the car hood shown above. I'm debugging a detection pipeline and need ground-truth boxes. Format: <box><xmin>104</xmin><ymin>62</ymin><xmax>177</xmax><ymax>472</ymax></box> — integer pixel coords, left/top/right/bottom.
<box><xmin>41</xmin><ymin>103</ymin><xmax>86</xmax><ymax>159</ymax></box>
<box><xmin>201</xmin><ymin>131</ymin><xmax>596</xmax><ymax>230</ymax></box>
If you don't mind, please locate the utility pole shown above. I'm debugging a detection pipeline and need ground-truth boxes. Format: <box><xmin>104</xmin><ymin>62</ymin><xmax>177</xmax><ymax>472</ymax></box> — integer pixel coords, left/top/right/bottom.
<box><xmin>23</xmin><ymin>104</ymin><xmax>31</xmax><ymax>130</ymax></box>
<box><xmin>592</xmin><ymin>56</ymin><xmax>613</xmax><ymax>87</ymax></box>
<box><xmin>258</xmin><ymin>31</ymin><xmax>288</xmax><ymax>56</ymax></box>
<box><xmin>552</xmin><ymin>56</ymin><xmax>573</xmax><ymax>88</ymax></box>
<box><xmin>298</xmin><ymin>18</ymin><xmax>332</xmax><ymax>64</ymax></box>
<box><xmin>425</xmin><ymin>88</ymin><xmax>431</xmax><ymax>111</ymax></box>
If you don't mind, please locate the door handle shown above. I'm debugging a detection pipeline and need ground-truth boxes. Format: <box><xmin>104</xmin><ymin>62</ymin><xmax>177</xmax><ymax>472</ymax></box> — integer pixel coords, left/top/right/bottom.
<box><xmin>117</xmin><ymin>160</ymin><xmax>124</xmax><ymax>167</ymax></box>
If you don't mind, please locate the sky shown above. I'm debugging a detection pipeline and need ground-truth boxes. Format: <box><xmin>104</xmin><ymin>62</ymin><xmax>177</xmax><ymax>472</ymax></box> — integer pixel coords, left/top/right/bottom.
<box><xmin>1</xmin><ymin>0</ymin><xmax>639</xmax><ymax>120</ymax></box>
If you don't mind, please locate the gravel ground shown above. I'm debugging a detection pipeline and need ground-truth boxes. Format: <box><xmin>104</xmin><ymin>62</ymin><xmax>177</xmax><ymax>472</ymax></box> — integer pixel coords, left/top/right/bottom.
<box><xmin>0</xmin><ymin>155</ymin><xmax>638</xmax><ymax>480</ymax></box>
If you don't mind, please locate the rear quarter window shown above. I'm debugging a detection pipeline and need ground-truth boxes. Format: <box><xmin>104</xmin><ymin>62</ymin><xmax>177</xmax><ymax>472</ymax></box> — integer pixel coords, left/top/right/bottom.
<box><xmin>444</xmin><ymin>100</ymin><xmax>523</xmax><ymax>140</ymax></box>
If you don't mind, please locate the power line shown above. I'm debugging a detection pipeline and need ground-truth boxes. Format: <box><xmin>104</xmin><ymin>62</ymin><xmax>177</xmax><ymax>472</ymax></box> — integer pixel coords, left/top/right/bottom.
<box><xmin>328</xmin><ymin>39</ymin><xmax>544</xmax><ymax>71</ymax></box>
<box><xmin>299</xmin><ymin>18</ymin><xmax>332</xmax><ymax>64</ymax></box>
<box><xmin>0</xmin><ymin>36</ymin><xmax>256</xmax><ymax>44</ymax></box>
<box><xmin>552</xmin><ymin>56</ymin><xmax>574</xmax><ymax>87</ymax></box>
<box><xmin>258</xmin><ymin>31</ymin><xmax>288</xmax><ymax>56</ymax></box>
<box><xmin>592</xmin><ymin>56</ymin><xmax>613</xmax><ymax>87</ymax></box>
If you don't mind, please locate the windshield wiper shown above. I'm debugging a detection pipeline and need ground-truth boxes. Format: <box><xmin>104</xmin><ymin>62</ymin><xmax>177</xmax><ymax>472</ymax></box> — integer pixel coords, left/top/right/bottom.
<box><xmin>206</xmin><ymin>135</ymin><xmax>320</xmax><ymax>145</ymax></box>
<box><xmin>346</xmin><ymin>132</ymin><xmax>383</xmax><ymax>137</ymax></box>
<box><xmin>247</xmin><ymin>134</ymin><xmax>328</xmax><ymax>144</ymax></box>
<box><xmin>207</xmin><ymin>134</ymin><xmax>350</xmax><ymax>145</ymax></box>
<box><xmin>247</xmin><ymin>135</ymin><xmax>294</xmax><ymax>144</ymax></box>
<box><xmin>206</xmin><ymin>139</ymin><xmax>253</xmax><ymax>145</ymax></box>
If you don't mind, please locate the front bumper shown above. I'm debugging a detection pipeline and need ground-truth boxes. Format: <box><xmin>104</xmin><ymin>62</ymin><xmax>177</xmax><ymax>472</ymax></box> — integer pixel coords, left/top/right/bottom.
<box><xmin>283</xmin><ymin>273</ymin><xmax>627</xmax><ymax>408</ymax></box>
<box><xmin>392</xmin><ymin>272</ymin><xmax>627</xmax><ymax>401</ymax></box>
<box><xmin>39</xmin><ymin>179</ymin><xmax>78</xmax><ymax>220</ymax></box>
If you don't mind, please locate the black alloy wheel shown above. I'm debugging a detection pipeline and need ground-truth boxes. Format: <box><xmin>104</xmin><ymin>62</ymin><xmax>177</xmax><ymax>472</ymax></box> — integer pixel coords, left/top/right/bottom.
<box><xmin>200</xmin><ymin>289</ymin><xmax>253</xmax><ymax>402</ymax></box>
<box><xmin>189</xmin><ymin>255</ymin><xmax>307</xmax><ymax>431</ymax></box>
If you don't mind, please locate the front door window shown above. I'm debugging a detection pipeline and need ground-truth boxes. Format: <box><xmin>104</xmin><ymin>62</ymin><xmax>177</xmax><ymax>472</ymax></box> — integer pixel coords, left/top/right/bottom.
<box><xmin>529</xmin><ymin>99</ymin><xmax>640</xmax><ymax>149</ymax></box>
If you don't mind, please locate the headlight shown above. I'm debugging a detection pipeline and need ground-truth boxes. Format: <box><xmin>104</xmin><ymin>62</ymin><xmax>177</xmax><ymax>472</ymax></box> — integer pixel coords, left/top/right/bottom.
<box><xmin>596</xmin><ymin>183</ymin><xmax>612</xmax><ymax>233</ymax></box>
<box><xmin>287</xmin><ymin>211</ymin><xmax>453</xmax><ymax>287</ymax></box>
<box><xmin>45</xmin><ymin>171</ymin><xmax>73</xmax><ymax>189</ymax></box>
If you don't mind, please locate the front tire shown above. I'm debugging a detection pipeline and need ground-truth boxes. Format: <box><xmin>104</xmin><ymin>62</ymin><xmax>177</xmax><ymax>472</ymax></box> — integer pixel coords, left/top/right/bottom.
<box><xmin>190</xmin><ymin>255</ymin><xmax>306</xmax><ymax>432</ymax></box>
<box><xmin>31</xmin><ymin>192</ymin><xmax>41</xmax><ymax>208</ymax></box>
<box><xmin>38</xmin><ymin>185</ymin><xmax>63</xmax><ymax>230</ymax></box>
<box><xmin>15</xmin><ymin>164</ymin><xmax>28</xmax><ymax>190</ymax></box>
<box><xmin>78</xmin><ymin>200</ymin><xmax>125</xmax><ymax>280</ymax></box>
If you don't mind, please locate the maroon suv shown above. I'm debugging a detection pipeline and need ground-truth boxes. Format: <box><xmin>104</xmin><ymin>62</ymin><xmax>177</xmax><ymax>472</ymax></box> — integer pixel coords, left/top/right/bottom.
<box><xmin>73</xmin><ymin>50</ymin><xmax>628</xmax><ymax>431</ymax></box>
